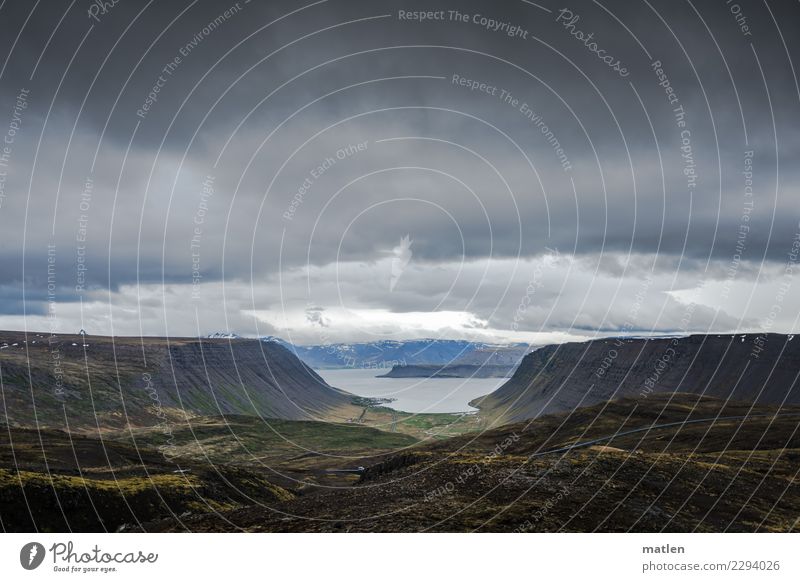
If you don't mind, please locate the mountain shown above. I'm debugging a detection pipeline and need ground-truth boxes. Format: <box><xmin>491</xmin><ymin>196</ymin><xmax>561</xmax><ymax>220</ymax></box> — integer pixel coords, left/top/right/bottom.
<box><xmin>266</xmin><ymin>338</ymin><xmax>530</xmax><ymax>369</ymax></box>
<box><xmin>203</xmin><ymin>334</ymin><xmax>531</xmax><ymax>370</ymax></box>
<box><xmin>377</xmin><ymin>363</ymin><xmax>515</xmax><ymax>378</ymax></box>
<box><xmin>471</xmin><ymin>333</ymin><xmax>800</xmax><ymax>423</ymax></box>
<box><xmin>6</xmin><ymin>329</ymin><xmax>800</xmax><ymax>532</ymax></box>
<box><xmin>449</xmin><ymin>346</ymin><xmax>530</xmax><ymax>366</ymax></box>
<box><xmin>0</xmin><ymin>331</ymin><xmax>359</xmax><ymax>430</ymax></box>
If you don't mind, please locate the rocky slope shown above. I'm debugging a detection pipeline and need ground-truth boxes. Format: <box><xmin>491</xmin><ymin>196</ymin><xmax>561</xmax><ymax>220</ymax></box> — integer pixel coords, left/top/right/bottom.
<box><xmin>0</xmin><ymin>331</ymin><xmax>358</xmax><ymax>430</ymax></box>
<box><xmin>471</xmin><ymin>333</ymin><xmax>800</xmax><ymax>423</ymax></box>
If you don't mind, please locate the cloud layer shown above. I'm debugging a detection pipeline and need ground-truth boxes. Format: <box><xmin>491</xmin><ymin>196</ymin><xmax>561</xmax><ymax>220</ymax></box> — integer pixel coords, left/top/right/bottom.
<box><xmin>0</xmin><ymin>0</ymin><xmax>798</xmax><ymax>342</ymax></box>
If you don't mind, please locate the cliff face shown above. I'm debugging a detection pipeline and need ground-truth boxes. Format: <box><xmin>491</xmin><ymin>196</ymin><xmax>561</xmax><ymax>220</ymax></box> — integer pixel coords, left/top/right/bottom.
<box><xmin>154</xmin><ymin>339</ymin><xmax>354</xmax><ymax>419</ymax></box>
<box><xmin>471</xmin><ymin>334</ymin><xmax>800</xmax><ymax>422</ymax></box>
<box><xmin>0</xmin><ymin>332</ymin><xmax>356</xmax><ymax>429</ymax></box>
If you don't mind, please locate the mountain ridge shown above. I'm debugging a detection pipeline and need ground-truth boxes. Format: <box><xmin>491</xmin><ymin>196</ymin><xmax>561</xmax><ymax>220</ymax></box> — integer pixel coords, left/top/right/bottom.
<box><xmin>471</xmin><ymin>333</ymin><xmax>800</xmax><ymax>423</ymax></box>
<box><xmin>0</xmin><ymin>331</ymin><xmax>359</xmax><ymax>430</ymax></box>
<box><xmin>261</xmin><ymin>337</ymin><xmax>530</xmax><ymax>369</ymax></box>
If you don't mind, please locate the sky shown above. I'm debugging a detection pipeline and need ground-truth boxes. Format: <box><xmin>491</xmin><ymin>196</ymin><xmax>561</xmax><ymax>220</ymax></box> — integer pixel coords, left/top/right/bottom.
<box><xmin>0</xmin><ymin>0</ymin><xmax>798</xmax><ymax>345</ymax></box>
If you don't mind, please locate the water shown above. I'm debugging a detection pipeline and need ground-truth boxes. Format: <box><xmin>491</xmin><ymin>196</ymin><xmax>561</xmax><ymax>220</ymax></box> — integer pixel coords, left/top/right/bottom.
<box><xmin>315</xmin><ymin>368</ymin><xmax>508</xmax><ymax>413</ymax></box>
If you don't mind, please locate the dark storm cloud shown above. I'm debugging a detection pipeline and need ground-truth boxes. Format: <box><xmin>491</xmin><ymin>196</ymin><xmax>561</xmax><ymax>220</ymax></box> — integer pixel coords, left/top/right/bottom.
<box><xmin>0</xmin><ymin>0</ymin><xmax>798</xmax><ymax>335</ymax></box>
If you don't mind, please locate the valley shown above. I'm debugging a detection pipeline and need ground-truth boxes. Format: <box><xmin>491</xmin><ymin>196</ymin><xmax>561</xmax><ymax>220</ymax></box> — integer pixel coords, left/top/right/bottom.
<box><xmin>2</xmin><ymin>331</ymin><xmax>799</xmax><ymax>532</ymax></box>
<box><xmin>144</xmin><ymin>393</ymin><xmax>800</xmax><ymax>532</ymax></box>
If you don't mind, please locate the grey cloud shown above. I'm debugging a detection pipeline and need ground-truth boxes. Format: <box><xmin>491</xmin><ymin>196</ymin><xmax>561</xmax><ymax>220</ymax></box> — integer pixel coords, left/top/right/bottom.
<box><xmin>0</xmin><ymin>0</ymin><xmax>798</xmax><ymax>339</ymax></box>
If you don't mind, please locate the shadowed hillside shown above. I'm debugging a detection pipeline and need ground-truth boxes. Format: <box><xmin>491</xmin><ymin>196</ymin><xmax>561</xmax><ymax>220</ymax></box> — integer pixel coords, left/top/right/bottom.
<box><xmin>471</xmin><ymin>334</ymin><xmax>800</xmax><ymax>423</ymax></box>
<box><xmin>0</xmin><ymin>331</ymin><xmax>359</xmax><ymax>430</ymax></box>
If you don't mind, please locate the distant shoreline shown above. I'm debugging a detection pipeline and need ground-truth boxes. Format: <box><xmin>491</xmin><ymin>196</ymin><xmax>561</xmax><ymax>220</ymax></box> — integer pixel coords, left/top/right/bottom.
<box><xmin>377</xmin><ymin>363</ymin><xmax>515</xmax><ymax>379</ymax></box>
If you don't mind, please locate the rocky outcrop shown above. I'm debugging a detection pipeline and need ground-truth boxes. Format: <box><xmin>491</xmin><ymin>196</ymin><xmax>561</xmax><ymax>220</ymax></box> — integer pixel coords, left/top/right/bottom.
<box><xmin>471</xmin><ymin>334</ymin><xmax>800</xmax><ymax>422</ymax></box>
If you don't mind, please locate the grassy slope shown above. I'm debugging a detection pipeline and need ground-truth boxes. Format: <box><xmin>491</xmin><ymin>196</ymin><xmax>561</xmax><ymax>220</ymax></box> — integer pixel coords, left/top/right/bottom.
<box><xmin>144</xmin><ymin>394</ymin><xmax>800</xmax><ymax>532</ymax></box>
<box><xmin>5</xmin><ymin>393</ymin><xmax>799</xmax><ymax>532</ymax></box>
<box><xmin>112</xmin><ymin>415</ymin><xmax>419</xmax><ymax>470</ymax></box>
<box><xmin>0</xmin><ymin>425</ymin><xmax>293</xmax><ymax>532</ymax></box>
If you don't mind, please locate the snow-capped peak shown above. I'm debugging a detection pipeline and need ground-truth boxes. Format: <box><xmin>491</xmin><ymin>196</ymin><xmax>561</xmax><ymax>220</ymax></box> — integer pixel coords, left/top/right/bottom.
<box><xmin>206</xmin><ymin>332</ymin><xmax>242</xmax><ymax>339</ymax></box>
